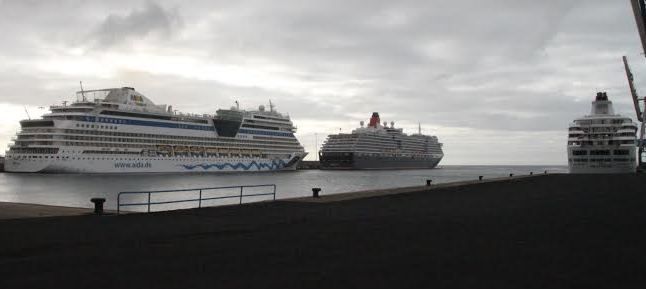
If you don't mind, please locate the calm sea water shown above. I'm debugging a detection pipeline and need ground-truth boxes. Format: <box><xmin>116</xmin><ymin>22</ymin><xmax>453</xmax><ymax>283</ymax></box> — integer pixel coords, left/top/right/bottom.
<box><xmin>0</xmin><ymin>165</ymin><xmax>567</xmax><ymax>211</ymax></box>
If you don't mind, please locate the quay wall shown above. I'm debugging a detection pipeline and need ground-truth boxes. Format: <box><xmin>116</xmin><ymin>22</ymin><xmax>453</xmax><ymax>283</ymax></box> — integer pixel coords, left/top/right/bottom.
<box><xmin>297</xmin><ymin>160</ymin><xmax>320</xmax><ymax>169</ymax></box>
<box><xmin>1</xmin><ymin>174</ymin><xmax>646</xmax><ymax>288</ymax></box>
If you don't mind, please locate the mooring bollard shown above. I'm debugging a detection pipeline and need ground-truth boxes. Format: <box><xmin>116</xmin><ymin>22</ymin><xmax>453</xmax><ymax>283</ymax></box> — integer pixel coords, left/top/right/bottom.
<box><xmin>90</xmin><ymin>198</ymin><xmax>106</xmax><ymax>215</ymax></box>
<box><xmin>479</xmin><ymin>176</ymin><xmax>483</xmax><ymax>181</ymax></box>
<box><xmin>509</xmin><ymin>173</ymin><xmax>513</xmax><ymax>177</ymax></box>
<box><xmin>426</xmin><ymin>179</ymin><xmax>432</xmax><ymax>186</ymax></box>
<box><xmin>530</xmin><ymin>172</ymin><xmax>533</xmax><ymax>175</ymax></box>
<box><xmin>312</xmin><ymin>188</ymin><xmax>321</xmax><ymax>198</ymax></box>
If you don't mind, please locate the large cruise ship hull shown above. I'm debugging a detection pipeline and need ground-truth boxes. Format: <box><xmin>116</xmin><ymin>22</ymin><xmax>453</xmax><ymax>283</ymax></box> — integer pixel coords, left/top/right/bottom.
<box><xmin>320</xmin><ymin>153</ymin><xmax>443</xmax><ymax>170</ymax></box>
<box><xmin>567</xmin><ymin>146</ymin><xmax>637</xmax><ymax>174</ymax></box>
<box><xmin>5</xmin><ymin>153</ymin><xmax>306</xmax><ymax>173</ymax></box>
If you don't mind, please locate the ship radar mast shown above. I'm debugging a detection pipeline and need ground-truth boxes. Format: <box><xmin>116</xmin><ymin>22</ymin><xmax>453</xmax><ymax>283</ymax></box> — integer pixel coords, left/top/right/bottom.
<box><xmin>79</xmin><ymin>81</ymin><xmax>87</xmax><ymax>102</ymax></box>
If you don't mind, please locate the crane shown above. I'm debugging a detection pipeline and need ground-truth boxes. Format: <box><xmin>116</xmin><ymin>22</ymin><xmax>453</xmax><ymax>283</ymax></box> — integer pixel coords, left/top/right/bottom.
<box><xmin>630</xmin><ymin>0</ymin><xmax>646</xmax><ymax>55</ymax></box>
<box><xmin>623</xmin><ymin>56</ymin><xmax>646</xmax><ymax>167</ymax></box>
<box><xmin>627</xmin><ymin>0</ymin><xmax>646</xmax><ymax>169</ymax></box>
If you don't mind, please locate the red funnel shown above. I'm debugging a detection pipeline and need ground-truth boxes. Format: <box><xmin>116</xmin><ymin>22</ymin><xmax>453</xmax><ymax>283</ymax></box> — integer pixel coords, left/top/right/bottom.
<box><xmin>368</xmin><ymin>112</ymin><xmax>380</xmax><ymax>127</ymax></box>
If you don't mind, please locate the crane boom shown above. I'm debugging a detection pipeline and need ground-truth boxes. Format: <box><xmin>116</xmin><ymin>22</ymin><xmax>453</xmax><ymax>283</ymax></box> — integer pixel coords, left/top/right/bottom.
<box><xmin>630</xmin><ymin>0</ymin><xmax>646</xmax><ymax>56</ymax></box>
<box><xmin>628</xmin><ymin>1</ymin><xmax>646</xmax><ymax>170</ymax></box>
<box><xmin>623</xmin><ymin>56</ymin><xmax>643</xmax><ymax>122</ymax></box>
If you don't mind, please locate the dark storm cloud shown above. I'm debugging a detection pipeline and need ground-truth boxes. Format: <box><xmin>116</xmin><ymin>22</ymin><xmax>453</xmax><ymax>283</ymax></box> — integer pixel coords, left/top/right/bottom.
<box><xmin>90</xmin><ymin>2</ymin><xmax>182</xmax><ymax>47</ymax></box>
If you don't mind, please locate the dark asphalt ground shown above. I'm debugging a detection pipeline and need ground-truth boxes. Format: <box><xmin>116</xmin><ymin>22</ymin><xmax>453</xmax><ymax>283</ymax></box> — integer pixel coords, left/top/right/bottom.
<box><xmin>1</xmin><ymin>174</ymin><xmax>646</xmax><ymax>289</ymax></box>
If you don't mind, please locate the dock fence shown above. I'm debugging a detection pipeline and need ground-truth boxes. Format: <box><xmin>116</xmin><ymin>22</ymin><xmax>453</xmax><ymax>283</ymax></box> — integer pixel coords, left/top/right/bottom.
<box><xmin>117</xmin><ymin>184</ymin><xmax>276</xmax><ymax>214</ymax></box>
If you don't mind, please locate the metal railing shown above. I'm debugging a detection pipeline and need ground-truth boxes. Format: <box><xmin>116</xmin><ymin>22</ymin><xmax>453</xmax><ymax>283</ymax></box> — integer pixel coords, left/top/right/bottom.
<box><xmin>117</xmin><ymin>184</ymin><xmax>277</xmax><ymax>214</ymax></box>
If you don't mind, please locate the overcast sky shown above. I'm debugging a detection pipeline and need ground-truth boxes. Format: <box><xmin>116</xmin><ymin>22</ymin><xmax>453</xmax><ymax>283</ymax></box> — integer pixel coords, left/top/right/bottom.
<box><xmin>1</xmin><ymin>0</ymin><xmax>645</xmax><ymax>165</ymax></box>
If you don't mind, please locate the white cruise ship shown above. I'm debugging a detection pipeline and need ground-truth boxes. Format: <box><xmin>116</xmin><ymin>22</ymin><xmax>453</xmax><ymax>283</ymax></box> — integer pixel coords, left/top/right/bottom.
<box><xmin>4</xmin><ymin>87</ymin><xmax>307</xmax><ymax>173</ymax></box>
<box><xmin>567</xmin><ymin>92</ymin><xmax>638</xmax><ymax>173</ymax></box>
<box><xmin>319</xmin><ymin>112</ymin><xmax>443</xmax><ymax>169</ymax></box>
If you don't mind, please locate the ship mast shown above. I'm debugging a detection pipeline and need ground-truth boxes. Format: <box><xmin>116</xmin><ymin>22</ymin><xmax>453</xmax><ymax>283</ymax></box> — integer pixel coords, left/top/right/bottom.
<box><xmin>79</xmin><ymin>81</ymin><xmax>86</xmax><ymax>102</ymax></box>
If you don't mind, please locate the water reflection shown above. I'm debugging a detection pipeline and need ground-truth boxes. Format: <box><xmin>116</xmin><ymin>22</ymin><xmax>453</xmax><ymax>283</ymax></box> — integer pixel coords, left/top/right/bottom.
<box><xmin>0</xmin><ymin>165</ymin><xmax>567</xmax><ymax>210</ymax></box>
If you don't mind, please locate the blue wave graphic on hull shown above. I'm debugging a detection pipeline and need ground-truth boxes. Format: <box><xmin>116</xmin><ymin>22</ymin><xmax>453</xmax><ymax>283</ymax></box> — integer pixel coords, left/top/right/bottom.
<box><xmin>179</xmin><ymin>160</ymin><xmax>287</xmax><ymax>171</ymax></box>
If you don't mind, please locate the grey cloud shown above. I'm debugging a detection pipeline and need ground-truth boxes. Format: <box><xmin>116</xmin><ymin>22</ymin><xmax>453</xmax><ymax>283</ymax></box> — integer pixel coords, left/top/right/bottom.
<box><xmin>90</xmin><ymin>2</ymin><xmax>182</xmax><ymax>47</ymax></box>
<box><xmin>0</xmin><ymin>0</ymin><xmax>645</xmax><ymax>164</ymax></box>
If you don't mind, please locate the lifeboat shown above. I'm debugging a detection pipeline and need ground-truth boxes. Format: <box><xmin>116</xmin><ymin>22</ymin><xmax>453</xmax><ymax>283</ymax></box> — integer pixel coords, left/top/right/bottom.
<box><xmin>157</xmin><ymin>145</ymin><xmax>172</xmax><ymax>153</ymax></box>
<box><xmin>174</xmin><ymin>146</ymin><xmax>188</xmax><ymax>152</ymax></box>
<box><xmin>205</xmin><ymin>147</ymin><xmax>219</xmax><ymax>154</ymax></box>
<box><xmin>205</xmin><ymin>147</ymin><xmax>219</xmax><ymax>156</ymax></box>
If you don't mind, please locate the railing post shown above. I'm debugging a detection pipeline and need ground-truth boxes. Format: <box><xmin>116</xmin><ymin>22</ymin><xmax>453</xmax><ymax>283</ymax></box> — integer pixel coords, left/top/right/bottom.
<box><xmin>198</xmin><ymin>189</ymin><xmax>202</xmax><ymax>208</ymax></box>
<box><xmin>273</xmin><ymin>185</ymin><xmax>276</xmax><ymax>201</ymax></box>
<box><xmin>239</xmin><ymin>186</ymin><xmax>244</xmax><ymax>204</ymax></box>
<box><xmin>147</xmin><ymin>192</ymin><xmax>151</xmax><ymax>213</ymax></box>
<box><xmin>117</xmin><ymin>193</ymin><xmax>121</xmax><ymax>215</ymax></box>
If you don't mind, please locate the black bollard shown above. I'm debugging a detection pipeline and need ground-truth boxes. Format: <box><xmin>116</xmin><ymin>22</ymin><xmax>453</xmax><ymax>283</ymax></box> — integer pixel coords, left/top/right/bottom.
<box><xmin>479</xmin><ymin>176</ymin><xmax>483</xmax><ymax>181</ymax></box>
<box><xmin>509</xmin><ymin>173</ymin><xmax>513</xmax><ymax>177</ymax></box>
<box><xmin>426</xmin><ymin>179</ymin><xmax>432</xmax><ymax>186</ymax></box>
<box><xmin>312</xmin><ymin>188</ymin><xmax>321</xmax><ymax>198</ymax></box>
<box><xmin>90</xmin><ymin>198</ymin><xmax>105</xmax><ymax>215</ymax></box>
<box><xmin>530</xmin><ymin>172</ymin><xmax>533</xmax><ymax>175</ymax></box>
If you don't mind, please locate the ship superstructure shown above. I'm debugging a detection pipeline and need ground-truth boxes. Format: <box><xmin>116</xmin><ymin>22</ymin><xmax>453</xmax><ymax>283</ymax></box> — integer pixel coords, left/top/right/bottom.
<box><xmin>319</xmin><ymin>112</ymin><xmax>443</xmax><ymax>169</ymax></box>
<box><xmin>4</xmin><ymin>87</ymin><xmax>307</xmax><ymax>173</ymax></box>
<box><xmin>567</xmin><ymin>92</ymin><xmax>638</xmax><ymax>173</ymax></box>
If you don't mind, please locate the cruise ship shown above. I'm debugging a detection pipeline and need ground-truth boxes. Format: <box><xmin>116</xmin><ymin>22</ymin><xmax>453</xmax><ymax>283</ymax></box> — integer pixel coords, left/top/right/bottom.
<box><xmin>319</xmin><ymin>112</ymin><xmax>443</xmax><ymax>169</ymax></box>
<box><xmin>567</xmin><ymin>92</ymin><xmax>638</xmax><ymax>173</ymax></box>
<box><xmin>4</xmin><ymin>87</ymin><xmax>307</xmax><ymax>173</ymax></box>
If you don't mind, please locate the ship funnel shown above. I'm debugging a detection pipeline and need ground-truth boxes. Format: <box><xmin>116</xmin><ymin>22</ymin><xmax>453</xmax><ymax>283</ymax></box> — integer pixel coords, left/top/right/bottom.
<box><xmin>591</xmin><ymin>92</ymin><xmax>615</xmax><ymax>115</ymax></box>
<box><xmin>595</xmin><ymin>92</ymin><xmax>608</xmax><ymax>101</ymax></box>
<box><xmin>368</xmin><ymin>112</ymin><xmax>380</xmax><ymax>127</ymax></box>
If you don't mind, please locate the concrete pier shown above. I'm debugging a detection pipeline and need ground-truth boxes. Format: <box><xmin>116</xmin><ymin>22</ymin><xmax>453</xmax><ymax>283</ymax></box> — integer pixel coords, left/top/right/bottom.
<box><xmin>1</xmin><ymin>174</ymin><xmax>645</xmax><ymax>289</ymax></box>
<box><xmin>0</xmin><ymin>202</ymin><xmax>95</xmax><ymax>220</ymax></box>
<box><xmin>296</xmin><ymin>160</ymin><xmax>320</xmax><ymax>169</ymax></box>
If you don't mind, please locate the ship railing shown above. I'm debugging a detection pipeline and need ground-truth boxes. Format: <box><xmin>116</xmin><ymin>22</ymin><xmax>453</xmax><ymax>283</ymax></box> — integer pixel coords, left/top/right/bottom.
<box><xmin>117</xmin><ymin>184</ymin><xmax>277</xmax><ymax>214</ymax></box>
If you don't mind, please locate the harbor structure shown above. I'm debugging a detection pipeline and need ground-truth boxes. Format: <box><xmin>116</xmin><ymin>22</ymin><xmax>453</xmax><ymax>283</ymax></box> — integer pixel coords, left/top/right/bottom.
<box><xmin>626</xmin><ymin>0</ymin><xmax>646</xmax><ymax>169</ymax></box>
<box><xmin>4</xmin><ymin>87</ymin><xmax>307</xmax><ymax>173</ymax></box>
